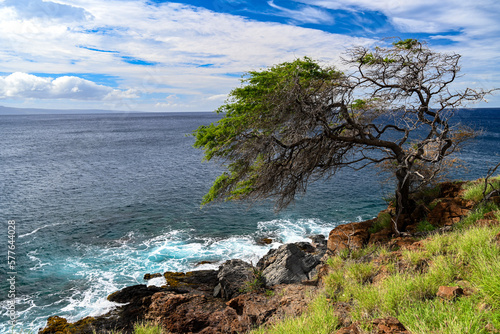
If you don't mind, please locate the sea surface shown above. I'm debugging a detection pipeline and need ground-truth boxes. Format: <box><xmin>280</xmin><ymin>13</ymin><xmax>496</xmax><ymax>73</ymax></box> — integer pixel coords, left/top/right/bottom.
<box><xmin>0</xmin><ymin>109</ymin><xmax>498</xmax><ymax>332</ymax></box>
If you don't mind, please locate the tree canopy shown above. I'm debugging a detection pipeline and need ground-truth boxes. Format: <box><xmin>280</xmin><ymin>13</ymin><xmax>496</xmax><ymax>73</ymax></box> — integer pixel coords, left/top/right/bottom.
<box><xmin>193</xmin><ymin>39</ymin><xmax>495</xmax><ymax>231</ymax></box>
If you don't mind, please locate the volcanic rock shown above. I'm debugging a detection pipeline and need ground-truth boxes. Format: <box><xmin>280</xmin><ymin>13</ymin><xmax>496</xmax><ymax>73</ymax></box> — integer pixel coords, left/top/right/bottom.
<box><xmin>214</xmin><ymin>259</ymin><xmax>254</xmax><ymax>300</ymax></box>
<box><xmin>257</xmin><ymin>243</ymin><xmax>322</xmax><ymax>286</ymax></box>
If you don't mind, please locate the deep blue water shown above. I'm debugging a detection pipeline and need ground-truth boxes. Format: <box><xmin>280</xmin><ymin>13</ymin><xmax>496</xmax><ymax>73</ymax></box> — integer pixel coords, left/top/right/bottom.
<box><xmin>0</xmin><ymin>109</ymin><xmax>498</xmax><ymax>332</ymax></box>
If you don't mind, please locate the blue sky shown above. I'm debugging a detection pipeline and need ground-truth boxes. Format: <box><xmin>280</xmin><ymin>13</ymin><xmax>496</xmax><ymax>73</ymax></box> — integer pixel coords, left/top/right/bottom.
<box><xmin>0</xmin><ymin>0</ymin><xmax>499</xmax><ymax>112</ymax></box>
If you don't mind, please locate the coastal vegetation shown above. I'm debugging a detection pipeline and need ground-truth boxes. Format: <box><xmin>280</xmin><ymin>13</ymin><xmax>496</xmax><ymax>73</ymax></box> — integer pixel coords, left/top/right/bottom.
<box><xmin>250</xmin><ymin>178</ymin><xmax>500</xmax><ymax>334</ymax></box>
<box><xmin>194</xmin><ymin>38</ymin><xmax>496</xmax><ymax>233</ymax></box>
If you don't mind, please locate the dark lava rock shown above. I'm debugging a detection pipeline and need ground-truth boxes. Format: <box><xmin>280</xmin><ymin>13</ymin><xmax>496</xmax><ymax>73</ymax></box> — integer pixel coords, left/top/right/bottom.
<box><xmin>214</xmin><ymin>259</ymin><xmax>254</xmax><ymax>300</ymax></box>
<box><xmin>164</xmin><ymin>270</ymin><xmax>218</xmax><ymax>295</ymax></box>
<box><xmin>257</xmin><ymin>243</ymin><xmax>323</xmax><ymax>286</ymax></box>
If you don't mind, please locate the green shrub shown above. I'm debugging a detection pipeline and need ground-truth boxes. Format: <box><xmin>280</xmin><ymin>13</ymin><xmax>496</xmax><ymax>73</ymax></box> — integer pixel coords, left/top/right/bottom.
<box><xmin>415</xmin><ymin>185</ymin><xmax>442</xmax><ymax>203</ymax></box>
<box><xmin>416</xmin><ymin>220</ymin><xmax>436</xmax><ymax>233</ymax></box>
<box><xmin>369</xmin><ymin>212</ymin><xmax>392</xmax><ymax>234</ymax></box>
<box><xmin>240</xmin><ymin>268</ymin><xmax>266</xmax><ymax>293</ymax></box>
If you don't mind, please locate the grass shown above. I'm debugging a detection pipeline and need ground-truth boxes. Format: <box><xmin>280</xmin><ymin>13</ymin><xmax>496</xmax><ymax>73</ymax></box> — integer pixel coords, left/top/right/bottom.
<box><xmin>249</xmin><ymin>295</ymin><xmax>339</xmax><ymax>334</ymax></box>
<box><xmin>455</xmin><ymin>201</ymin><xmax>500</xmax><ymax>229</ymax></box>
<box><xmin>251</xmin><ymin>200</ymin><xmax>500</xmax><ymax>334</ymax></box>
<box><xmin>132</xmin><ymin>322</ymin><xmax>163</xmax><ymax>334</ymax></box>
<box><xmin>462</xmin><ymin>175</ymin><xmax>500</xmax><ymax>202</ymax></box>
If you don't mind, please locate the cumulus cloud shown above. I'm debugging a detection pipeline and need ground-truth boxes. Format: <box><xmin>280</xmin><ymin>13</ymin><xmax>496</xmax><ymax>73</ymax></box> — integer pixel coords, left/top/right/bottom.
<box><xmin>3</xmin><ymin>0</ymin><xmax>92</xmax><ymax>21</ymax></box>
<box><xmin>0</xmin><ymin>0</ymin><xmax>372</xmax><ymax>95</ymax></box>
<box><xmin>0</xmin><ymin>0</ymin><xmax>498</xmax><ymax>110</ymax></box>
<box><xmin>0</xmin><ymin>73</ymin><xmax>138</xmax><ymax>100</ymax></box>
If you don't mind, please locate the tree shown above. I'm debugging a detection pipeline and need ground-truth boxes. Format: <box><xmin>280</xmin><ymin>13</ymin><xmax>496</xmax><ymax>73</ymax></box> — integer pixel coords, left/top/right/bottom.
<box><xmin>193</xmin><ymin>39</ymin><xmax>494</xmax><ymax>232</ymax></box>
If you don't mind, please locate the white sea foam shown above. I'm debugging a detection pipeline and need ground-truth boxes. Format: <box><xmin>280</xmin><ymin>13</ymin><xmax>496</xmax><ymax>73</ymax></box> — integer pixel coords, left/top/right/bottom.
<box><xmin>7</xmin><ymin>217</ymin><xmax>339</xmax><ymax>333</ymax></box>
<box><xmin>147</xmin><ymin>276</ymin><xmax>167</xmax><ymax>287</ymax></box>
<box><xmin>60</xmin><ymin>271</ymin><xmax>126</xmax><ymax>322</ymax></box>
<box><xmin>257</xmin><ymin>218</ymin><xmax>334</xmax><ymax>244</ymax></box>
<box><xmin>19</xmin><ymin>222</ymin><xmax>65</xmax><ymax>238</ymax></box>
<box><xmin>27</xmin><ymin>250</ymin><xmax>52</xmax><ymax>270</ymax></box>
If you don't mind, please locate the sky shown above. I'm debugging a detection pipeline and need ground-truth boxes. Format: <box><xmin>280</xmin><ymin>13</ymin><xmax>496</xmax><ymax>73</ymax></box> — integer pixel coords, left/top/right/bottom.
<box><xmin>0</xmin><ymin>0</ymin><xmax>499</xmax><ymax>112</ymax></box>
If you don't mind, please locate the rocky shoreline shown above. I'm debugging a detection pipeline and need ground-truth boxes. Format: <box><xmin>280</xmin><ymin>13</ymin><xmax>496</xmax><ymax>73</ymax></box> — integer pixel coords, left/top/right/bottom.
<box><xmin>39</xmin><ymin>236</ymin><xmax>328</xmax><ymax>334</ymax></box>
<box><xmin>39</xmin><ymin>181</ymin><xmax>491</xmax><ymax>334</ymax></box>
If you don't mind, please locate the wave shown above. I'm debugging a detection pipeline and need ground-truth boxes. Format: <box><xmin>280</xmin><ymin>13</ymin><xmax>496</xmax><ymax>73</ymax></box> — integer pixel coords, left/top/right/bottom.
<box><xmin>0</xmin><ymin>217</ymin><xmax>339</xmax><ymax>333</ymax></box>
<box><xmin>19</xmin><ymin>222</ymin><xmax>65</xmax><ymax>238</ymax></box>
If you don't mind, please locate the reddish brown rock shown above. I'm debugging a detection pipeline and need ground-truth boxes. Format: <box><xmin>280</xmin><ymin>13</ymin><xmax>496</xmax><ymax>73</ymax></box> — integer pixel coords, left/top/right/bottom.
<box><xmin>390</xmin><ymin>237</ymin><xmax>417</xmax><ymax>250</ymax></box>
<box><xmin>163</xmin><ymin>270</ymin><xmax>218</xmax><ymax>295</ymax></box>
<box><xmin>257</xmin><ymin>237</ymin><xmax>273</xmax><ymax>245</ymax></box>
<box><xmin>327</xmin><ymin>220</ymin><xmax>374</xmax><ymax>254</ymax></box>
<box><xmin>476</xmin><ymin>219</ymin><xmax>500</xmax><ymax>227</ymax></box>
<box><xmin>332</xmin><ymin>302</ymin><xmax>352</xmax><ymax>328</ymax></box>
<box><xmin>39</xmin><ymin>316</ymin><xmax>69</xmax><ymax>334</ymax></box>
<box><xmin>440</xmin><ymin>181</ymin><xmax>463</xmax><ymax>198</ymax></box>
<box><xmin>336</xmin><ymin>322</ymin><xmax>361</xmax><ymax>334</ymax></box>
<box><xmin>436</xmin><ymin>286</ymin><xmax>464</xmax><ymax>300</ymax></box>
<box><xmin>372</xmin><ymin>317</ymin><xmax>410</xmax><ymax>334</ymax></box>
<box><xmin>145</xmin><ymin>292</ymin><xmax>237</xmax><ymax>333</ymax></box>
<box><xmin>406</xmin><ymin>240</ymin><xmax>425</xmax><ymax>251</ymax></box>
<box><xmin>495</xmin><ymin>232</ymin><xmax>500</xmax><ymax>246</ymax></box>
<box><xmin>368</xmin><ymin>228</ymin><xmax>393</xmax><ymax>246</ymax></box>
<box><xmin>144</xmin><ymin>284</ymin><xmax>315</xmax><ymax>334</ymax></box>
<box><xmin>484</xmin><ymin>211</ymin><xmax>498</xmax><ymax>219</ymax></box>
<box><xmin>427</xmin><ymin>199</ymin><xmax>470</xmax><ymax>227</ymax></box>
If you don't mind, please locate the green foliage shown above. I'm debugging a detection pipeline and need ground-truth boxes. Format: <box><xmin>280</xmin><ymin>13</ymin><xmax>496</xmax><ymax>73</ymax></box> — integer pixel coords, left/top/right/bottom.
<box><xmin>400</xmin><ymin>297</ymin><xmax>491</xmax><ymax>334</ymax></box>
<box><xmin>455</xmin><ymin>202</ymin><xmax>500</xmax><ymax>230</ymax></box>
<box><xmin>345</xmin><ymin>262</ymin><xmax>376</xmax><ymax>285</ymax></box>
<box><xmin>462</xmin><ymin>176</ymin><xmax>500</xmax><ymax>202</ymax></box>
<box><xmin>193</xmin><ymin>57</ymin><xmax>344</xmax><ymax>206</ymax></box>
<box><xmin>265</xmin><ymin>289</ymin><xmax>275</xmax><ymax>297</ymax></box>
<box><xmin>133</xmin><ymin>322</ymin><xmax>163</xmax><ymax>334</ymax></box>
<box><xmin>393</xmin><ymin>39</ymin><xmax>420</xmax><ymax>50</ymax></box>
<box><xmin>360</xmin><ymin>52</ymin><xmax>396</xmax><ymax>65</ymax></box>
<box><xmin>194</xmin><ymin>39</ymin><xmax>489</xmax><ymax>218</ymax></box>
<box><xmin>416</xmin><ymin>220</ymin><xmax>436</xmax><ymax>233</ymax></box>
<box><xmin>369</xmin><ymin>212</ymin><xmax>392</xmax><ymax>234</ymax></box>
<box><xmin>351</xmin><ymin>98</ymin><xmax>367</xmax><ymax>110</ymax></box>
<box><xmin>241</xmin><ymin>268</ymin><xmax>267</xmax><ymax>293</ymax></box>
<box><xmin>319</xmin><ymin>223</ymin><xmax>500</xmax><ymax>332</ymax></box>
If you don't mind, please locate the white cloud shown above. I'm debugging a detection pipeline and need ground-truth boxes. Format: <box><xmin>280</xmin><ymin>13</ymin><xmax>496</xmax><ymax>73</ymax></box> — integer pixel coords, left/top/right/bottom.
<box><xmin>207</xmin><ymin>94</ymin><xmax>227</xmax><ymax>101</ymax></box>
<box><xmin>3</xmin><ymin>0</ymin><xmax>92</xmax><ymax>21</ymax></box>
<box><xmin>267</xmin><ymin>0</ymin><xmax>334</xmax><ymax>24</ymax></box>
<box><xmin>294</xmin><ymin>0</ymin><xmax>500</xmax><ymax>106</ymax></box>
<box><xmin>0</xmin><ymin>0</ymin><xmax>378</xmax><ymax>110</ymax></box>
<box><xmin>0</xmin><ymin>72</ymin><xmax>138</xmax><ymax>100</ymax></box>
<box><xmin>0</xmin><ymin>0</ymin><xmax>498</xmax><ymax>110</ymax></box>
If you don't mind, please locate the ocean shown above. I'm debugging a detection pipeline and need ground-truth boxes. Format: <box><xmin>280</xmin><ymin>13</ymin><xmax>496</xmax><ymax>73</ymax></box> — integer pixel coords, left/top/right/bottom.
<box><xmin>0</xmin><ymin>109</ymin><xmax>498</xmax><ymax>332</ymax></box>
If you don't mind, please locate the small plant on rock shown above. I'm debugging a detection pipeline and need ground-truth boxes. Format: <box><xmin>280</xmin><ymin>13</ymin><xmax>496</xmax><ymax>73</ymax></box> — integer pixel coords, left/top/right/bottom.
<box><xmin>241</xmin><ymin>268</ymin><xmax>266</xmax><ymax>293</ymax></box>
